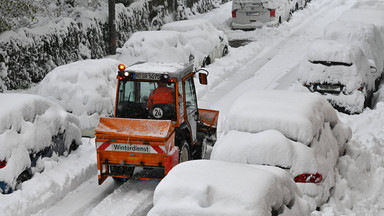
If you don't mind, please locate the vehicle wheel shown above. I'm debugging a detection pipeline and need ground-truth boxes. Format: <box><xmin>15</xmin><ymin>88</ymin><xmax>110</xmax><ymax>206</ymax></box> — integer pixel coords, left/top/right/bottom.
<box><xmin>202</xmin><ymin>57</ymin><xmax>211</xmax><ymax>67</ymax></box>
<box><xmin>222</xmin><ymin>46</ymin><xmax>229</xmax><ymax>57</ymax></box>
<box><xmin>16</xmin><ymin>170</ymin><xmax>32</xmax><ymax>184</ymax></box>
<box><xmin>110</xmin><ymin>166</ymin><xmax>134</xmax><ymax>182</ymax></box>
<box><xmin>70</xmin><ymin>140</ymin><xmax>79</xmax><ymax>152</ymax></box>
<box><xmin>279</xmin><ymin>16</ymin><xmax>282</xmax><ymax>24</ymax></box>
<box><xmin>198</xmin><ymin>138</ymin><xmax>208</xmax><ymax>159</ymax></box>
<box><xmin>179</xmin><ymin>142</ymin><xmax>191</xmax><ymax>163</ymax></box>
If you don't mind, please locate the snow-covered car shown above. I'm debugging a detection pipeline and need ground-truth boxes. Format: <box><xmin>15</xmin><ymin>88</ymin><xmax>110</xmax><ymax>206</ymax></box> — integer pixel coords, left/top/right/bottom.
<box><xmin>148</xmin><ymin>160</ymin><xmax>311</xmax><ymax>216</ymax></box>
<box><xmin>161</xmin><ymin>19</ymin><xmax>229</xmax><ymax>68</ymax></box>
<box><xmin>0</xmin><ymin>93</ymin><xmax>82</xmax><ymax>194</ymax></box>
<box><xmin>231</xmin><ymin>0</ymin><xmax>291</xmax><ymax>30</ymax></box>
<box><xmin>338</xmin><ymin>7</ymin><xmax>384</xmax><ymax>43</ymax></box>
<box><xmin>298</xmin><ymin>39</ymin><xmax>379</xmax><ymax>114</ymax></box>
<box><xmin>215</xmin><ymin>90</ymin><xmax>351</xmax><ymax>207</ymax></box>
<box><xmin>116</xmin><ymin>30</ymin><xmax>194</xmax><ymax>67</ymax></box>
<box><xmin>324</xmin><ymin>20</ymin><xmax>384</xmax><ymax>89</ymax></box>
<box><xmin>36</xmin><ymin>58</ymin><xmax>122</xmax><ymax>137</ymax></box>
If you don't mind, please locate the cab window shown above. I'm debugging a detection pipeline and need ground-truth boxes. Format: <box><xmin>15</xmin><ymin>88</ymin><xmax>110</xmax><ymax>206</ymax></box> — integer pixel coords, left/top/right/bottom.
<box><xmin>184</xmin><ymin>76</ymin><xmax>197</xmax><ymax>114</ymax></box>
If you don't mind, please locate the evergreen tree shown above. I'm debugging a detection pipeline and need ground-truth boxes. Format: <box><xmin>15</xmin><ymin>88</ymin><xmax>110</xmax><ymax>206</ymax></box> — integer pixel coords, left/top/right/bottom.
<box><xmin>0</xmin><ymin>0</ymin><xmax>40</xmax><ymax>33</ymax></box>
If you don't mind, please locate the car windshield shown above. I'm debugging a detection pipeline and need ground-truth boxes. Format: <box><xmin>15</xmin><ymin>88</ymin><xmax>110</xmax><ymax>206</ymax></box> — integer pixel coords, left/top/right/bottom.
<box><xmin>310</xmin><ymin>60</ymin><xmax>352</xmax><ymax>67</ymax></box>
<box><xmin>116</xmin><ymin>80</ymin><xmax>177</xmax><ymax>120</ymax></box>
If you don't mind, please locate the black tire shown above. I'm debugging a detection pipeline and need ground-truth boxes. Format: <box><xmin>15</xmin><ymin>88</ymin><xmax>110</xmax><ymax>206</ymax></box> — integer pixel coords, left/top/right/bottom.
<box><xmin>202</xmin><ymin>57</ymin><xmax>211</xmax><ymax>67</ymax></box>
<box><xmin>222</xmin><ymin>46</ymin><xmax>229</xmax><ymax>57</ymax></box>
<box><xmin>197</xmin><ymin>138</ymin><xmax>208</xmax><ymax>159</ymax></box>
<box><xmin>70</xmin><ymin>140</ymin><xmax>79</xmax><ymax>152</ymax></box>
<box><xmin>110</xmin><ymin>166</ymin><xmax>135</xmax><ymax>182</ymax></box>
<box><xmin>16</xmin><ymin>170</ymin><xmax>32</xmax><ymax>184</ymax></box>
<box><xmin>194</xmin><ymin>132</ymin><xmax>208</xmax><ymax>159</ymax></box>
<box><xmin>179</xmin><ymin>142</ymin><xmax>191</xmax><ymax>163</ymax></box>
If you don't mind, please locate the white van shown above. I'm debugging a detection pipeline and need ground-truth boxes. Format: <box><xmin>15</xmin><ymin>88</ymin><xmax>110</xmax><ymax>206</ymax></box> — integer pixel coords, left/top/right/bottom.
<box><xmin>231</xmin><ymin>0</ymin><xmax>291</xmax><ymax>30</ymax></box>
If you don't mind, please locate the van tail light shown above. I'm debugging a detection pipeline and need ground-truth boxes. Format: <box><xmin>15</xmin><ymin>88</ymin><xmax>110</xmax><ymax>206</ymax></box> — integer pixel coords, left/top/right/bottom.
<box><xmin>294</xmin><ymin>173</ymin><xmax>322</xmax><ymax>183</ymax></box>
<box><xmin>0</xmin><ymin>160</ymin><xmax>6</xmax><ymax>169</ymax></box>
<box><xmin>270</xmin><ymin>9</ymin><xmax>276</xmax><ymax>17</ymax></box>
<box><xmin>232</xmin><ymin>10</ymin><xmax>236</xmax><ymax>18</ymax></box>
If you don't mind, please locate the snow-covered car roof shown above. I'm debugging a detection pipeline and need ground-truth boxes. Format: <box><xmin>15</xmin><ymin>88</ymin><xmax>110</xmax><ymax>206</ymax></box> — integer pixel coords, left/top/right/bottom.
<box><xmin>299</xmin><ymin>39</ymin><xmax>375</xmax><ymax>93</ymax></box>
<box><xmin>323</xmin><ymin>20</ymin><xmax>384</xmax><ymax>74</ymax></box>
<box><xmin>148</xmin><ymin>160</ymin><xmax>311</xmax><ymax>216</ymax></box>
<box><xmin>125</xmin><ymin>61</ymin><xmax>193</xmax><ymax>79</ymax></box>
<box><xmin>223</xmin><ymin>90</ymin><xmax>341</xmax><ymax>146</ymax></box>
<box><xmin>117</xmin><ymin>30</ymin><xmax>194</xmax><ymax>66</ymax></box>
<box><xmin>0</xmin><ymin>93</ymin><xmax>81</xmax><ymax>191</ymax></box>
<box><xmin>161</xmin><ymin>19</ymin><xmax>228</xmax><ymax>57</ymax></box>
<box><xmin>306</xmin><ymin>39</ymin><xmax>367</xmax><ymax>64</ymax></box>
<box><xmin>36</xmin><ymin>58</ymin><xmax>122</xmax><ymax>136</ymax></box>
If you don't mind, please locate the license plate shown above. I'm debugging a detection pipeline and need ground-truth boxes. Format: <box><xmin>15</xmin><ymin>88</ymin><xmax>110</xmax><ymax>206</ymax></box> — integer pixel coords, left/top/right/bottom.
<box><xmin>135</xmin><ymin>73</ymin><xmax>162</xmax><ymax>80</ymax></box>
<box><xmin>317</xmin><ymin>84</ymin><xmax>341</xmax><ymax>92</ymax></box>
<box><xmin>246</xmin><ymin>11</ymin><xmax>260</xmax><ymax>16</ymax></box>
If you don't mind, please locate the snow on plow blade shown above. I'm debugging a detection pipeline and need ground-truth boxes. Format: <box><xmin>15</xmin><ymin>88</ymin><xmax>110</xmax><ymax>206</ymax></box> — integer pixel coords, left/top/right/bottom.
<box><xmin>95</xmin><ymin>117</ymin><xmax>179</xmax><ymax>184</ymax></box>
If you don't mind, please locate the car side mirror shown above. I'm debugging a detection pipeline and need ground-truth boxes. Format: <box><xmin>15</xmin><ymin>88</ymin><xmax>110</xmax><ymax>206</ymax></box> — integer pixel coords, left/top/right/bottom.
<box><xmin>199</xmin><ymin>73</ymin><xmax>208</xmax><ymax>85</ymax></box>
<box><xmin>196</xmin><ymin>68</ymin><xmax>209</xmax><ymax>85</ymax></box>
<box><xmin>370</xmin><ymin>66</ymin><xmax>377</xmax><ymax>73</ymax></box>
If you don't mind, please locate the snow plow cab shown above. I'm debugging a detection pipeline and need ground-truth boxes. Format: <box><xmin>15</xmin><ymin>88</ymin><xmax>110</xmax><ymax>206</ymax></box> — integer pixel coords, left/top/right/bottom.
<box><xmin>95</xmin><ymin>62</ymin><xmax>219</xmax><ymax>184</ymax></box>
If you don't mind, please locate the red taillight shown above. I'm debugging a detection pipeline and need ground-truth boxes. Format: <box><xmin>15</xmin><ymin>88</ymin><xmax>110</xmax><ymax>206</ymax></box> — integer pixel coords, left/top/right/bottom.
<box><xmin>294</xmin><ymin>173</ymin><xmax>322</xmax><ymax>183</ymax></box>
<box><xmin>232</xmin><ymin>10</ymin><xmax>236</xmax><ymax>18</ymax></box>
<box><xmin>0</xmin><ymin>160</ymin><xmax>6</xmax><ymax>169</ymax></box>
<box><xmin>270</xmin><ymin>9</ymin><xmax>276</xmax><ymax>17</ymax></box>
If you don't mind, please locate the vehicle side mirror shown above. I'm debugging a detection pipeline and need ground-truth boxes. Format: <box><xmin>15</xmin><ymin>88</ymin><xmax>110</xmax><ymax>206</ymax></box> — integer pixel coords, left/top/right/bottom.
<box><xmin>370</xmin><ymin>66</ymin><xmax>377</xmax><ymax>73</ymax></box>
<box><xmin>199</xmin><ymin>73</ymin><xmax>208</xmax><ymax>85</ymax></box>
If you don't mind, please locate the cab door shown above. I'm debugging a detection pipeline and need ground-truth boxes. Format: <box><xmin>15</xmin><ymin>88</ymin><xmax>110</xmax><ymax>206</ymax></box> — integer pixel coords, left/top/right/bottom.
<box><xmin>183</xmin><ymin>75</ymin><xmax>198</xmax><ymax>143</ymax></box>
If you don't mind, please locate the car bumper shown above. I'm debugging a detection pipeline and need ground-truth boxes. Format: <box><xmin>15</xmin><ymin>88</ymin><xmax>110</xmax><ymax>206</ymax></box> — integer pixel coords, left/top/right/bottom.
<box><xmin>231</xmin><ymin>20</ymin><xmax>278</xmax><ymax>30</ymax></box>
<box><xmin>323</xmin><ymin>91</ymin><xmax>365</xmax><ymax>114</ymax></box>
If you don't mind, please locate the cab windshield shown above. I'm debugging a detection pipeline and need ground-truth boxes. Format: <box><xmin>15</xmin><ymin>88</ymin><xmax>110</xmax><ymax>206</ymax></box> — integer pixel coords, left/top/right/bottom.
<box><xmin>116</xmin><ymin>80</ymin><xmax>177</xmax><ymax>120</ymax></box>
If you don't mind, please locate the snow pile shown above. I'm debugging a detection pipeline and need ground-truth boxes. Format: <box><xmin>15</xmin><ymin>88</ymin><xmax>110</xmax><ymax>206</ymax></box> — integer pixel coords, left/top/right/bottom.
<box><xmin>36</xmin><ymin>58</ymin><xmax>122</xmax><ymax>137</ymax></box>
<box><xmin>116</xmin><ymin>31</ymin><xmax>194</xmax><ymax>67</ymax></box>
<box><xmin>148</xmin><ymin>160</ymin><xmax>311</xmax><ymax>216</ymax></box>
<box><xmin>223</xmin><ymin>90</ymin><xmax>345</xmax><ymax>146</ymax></box>
<box><xmin>211</xmin><ymin>130</ymin><xmax>319</xmax><ymax>176</ymax></box>
<box><xmin>298</xmin><ymin>39</ymin><xmax>375</xmax><ymax>114</ymax></box>
<box><xmin>161</xmin><ymin>19</ymin><xmax>229</xmax><ymax>67</ymax></box>
<box><xmin>0</xmin><ymin>139</ymin><xmax>96</xmax><ymax>216</ymax></box>
<box><xmin>0</xmin><ymin>93</ymin><xmax>81</xmax><ymax>193</ymax></box>
<box><xmin>217</xmin><ymin>90</ymin><xmax>351</xmax><ymax>206</ymax></box>
<box><xmin>324</xmin><ymin>20</ymin><xmax>384</xmax><ymax>74</ymax></box>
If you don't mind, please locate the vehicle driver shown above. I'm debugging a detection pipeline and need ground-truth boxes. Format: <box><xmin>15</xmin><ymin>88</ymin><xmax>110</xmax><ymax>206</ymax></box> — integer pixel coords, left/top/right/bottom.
<box><xmin>147</xmin><ymin>83</ymin><xmax>175</xmax><ymax>111</ymax></box>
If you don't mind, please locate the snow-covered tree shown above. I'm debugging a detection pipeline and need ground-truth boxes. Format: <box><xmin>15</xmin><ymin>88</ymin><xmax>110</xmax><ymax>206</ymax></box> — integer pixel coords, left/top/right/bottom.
<box><xmin>0</xmin><ymin>0</ymin><xmax>40</xmax><ymax>34</ymax></box>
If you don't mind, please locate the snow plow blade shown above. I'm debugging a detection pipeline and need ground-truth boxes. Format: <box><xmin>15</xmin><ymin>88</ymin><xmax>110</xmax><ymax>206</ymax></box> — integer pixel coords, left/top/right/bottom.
<box><xmin>95</xmin><ymin>117</ymin><xmax>179</xmax><ymax>184</ymax></box>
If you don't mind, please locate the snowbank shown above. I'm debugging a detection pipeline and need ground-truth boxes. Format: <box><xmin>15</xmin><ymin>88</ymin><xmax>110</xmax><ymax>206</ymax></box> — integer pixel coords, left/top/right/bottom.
<box><xmin>223</xmin><ymin>90</ymin><xmax>342</xmax><ymax>146</ymax></box>
<box><xmin>116</xmin><ymin>31</ymin><xmax>194</xmax><ymax>67</ymax></box>
<box><xmin>0</xmin><ymin>93</ymin><xmax>81</xmax><ymax>193</ymax></box>
<box><xmin>148</xmin><ymin>160</ymin><xmax>311</xmax><ymax>216</ymax></box>
<box><xmin>36</xmin><ymin>58</ymin><xmax>122</xmax><ymax>137</ymax></box>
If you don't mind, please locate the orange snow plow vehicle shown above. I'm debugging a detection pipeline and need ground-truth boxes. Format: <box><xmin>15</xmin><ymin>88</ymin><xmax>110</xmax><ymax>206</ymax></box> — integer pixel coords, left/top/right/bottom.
<box><xmin>95</xmin><ymin>62</ymin><xmax>219</xmax><ymax>184</ymax></box>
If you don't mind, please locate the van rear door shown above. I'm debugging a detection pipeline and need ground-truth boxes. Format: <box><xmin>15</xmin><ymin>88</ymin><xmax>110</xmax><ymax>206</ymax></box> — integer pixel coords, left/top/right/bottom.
<box><xmin>232</xmin><ymin>1</ymin><xmax>271</xmax><ymax>24</ymax></box>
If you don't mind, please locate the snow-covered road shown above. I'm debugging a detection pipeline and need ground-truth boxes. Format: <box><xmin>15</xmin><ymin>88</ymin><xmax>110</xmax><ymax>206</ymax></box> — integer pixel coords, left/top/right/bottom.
<box><xmin>3</xmin><ymin>0</ymin><xmax>384</xmax><ymax>215</ymax></box>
